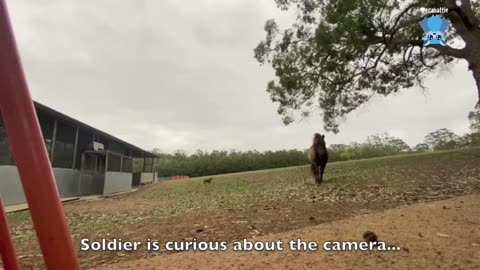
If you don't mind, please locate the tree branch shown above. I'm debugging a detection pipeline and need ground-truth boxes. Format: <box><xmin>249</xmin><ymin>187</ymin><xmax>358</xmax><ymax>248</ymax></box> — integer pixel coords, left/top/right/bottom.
<box><xmin>447</xmin><ymin>0</ymin><xmax>478</xmax><ymax>30</ymax></box>
<box><xmin>428</xmin><ymin>44</ymin><xmax>467</xmax><ymax>59</ymax></box>
<box><xmin>402</xmin><ymin>46</ymin><xmax>415</xmax><ymax>66</ymax></box>
<box><xmin>410</xmin><ymin>39</ymin><xmax>466</xmax><ymax>59</ymax></box>
<box><xmin>419</xmin><ymin>46</ymin><xmax>439</xmax><ymax>68</ymax></box>
<box><xmin>389</xmin><ymin>3</ymin><xmax>420</xmax><ymax>34</ymax></box>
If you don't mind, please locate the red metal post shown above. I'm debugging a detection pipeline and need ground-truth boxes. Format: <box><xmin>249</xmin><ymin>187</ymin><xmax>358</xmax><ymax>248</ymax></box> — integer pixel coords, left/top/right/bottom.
<box><xmin>0</xmin><ymin>1</ymin><xmax>80</xmax><ymax>269</ymax></box>
<box><xmin>0</xmin><ymin>196</ymin><xmax>20</xmax><ymax>270</ymax></box>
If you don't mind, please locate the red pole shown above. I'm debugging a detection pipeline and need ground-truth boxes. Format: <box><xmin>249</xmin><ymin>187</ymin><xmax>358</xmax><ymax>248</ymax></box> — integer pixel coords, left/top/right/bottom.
<box><xmin>0</xmin><ymin>1</ymin><xmax>80</xmax><ymax>269</ymax></box>
<box><xmin>0</xmin><ymin>196</ymin><xmax>20</xmax><ymax>270</ymax></box>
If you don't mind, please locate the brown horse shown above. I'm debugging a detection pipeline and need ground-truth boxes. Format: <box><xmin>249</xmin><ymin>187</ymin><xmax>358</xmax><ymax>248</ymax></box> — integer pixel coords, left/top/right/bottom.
<box><xmin>308</xmin><ymin>133</ymin><xmax>329</xmax><ymax>185</ymax></box>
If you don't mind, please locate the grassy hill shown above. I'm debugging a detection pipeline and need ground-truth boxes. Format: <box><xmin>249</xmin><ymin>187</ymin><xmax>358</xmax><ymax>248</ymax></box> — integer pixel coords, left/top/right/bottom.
<box><xmin>5</xmin><ymin>147</ymin><xmax>480</xmax><ymax>269</ymax></box>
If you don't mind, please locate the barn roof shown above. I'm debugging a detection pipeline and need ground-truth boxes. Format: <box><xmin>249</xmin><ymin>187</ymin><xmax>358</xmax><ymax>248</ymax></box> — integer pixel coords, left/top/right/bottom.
<box><xmin>34</xmin><ymin>101</ymin><xmax>157</xmax><ymax>158</ymax></box>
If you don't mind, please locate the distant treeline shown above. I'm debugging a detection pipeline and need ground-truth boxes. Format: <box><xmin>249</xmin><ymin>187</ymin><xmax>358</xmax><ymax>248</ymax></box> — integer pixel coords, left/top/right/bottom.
<box><xmin>144</xmin><ymin>149</ymin><xmax>309</xmax><ymax>177</ymax></box>
<box><xmin>132</xmin><ymin>129</ymin><xmax>480</xmax><ymax>177</ymax></box>
<box><xmin>133</xmin><ymin>111</ymin><xmax>480</xmax><ymax>177</ymax></box>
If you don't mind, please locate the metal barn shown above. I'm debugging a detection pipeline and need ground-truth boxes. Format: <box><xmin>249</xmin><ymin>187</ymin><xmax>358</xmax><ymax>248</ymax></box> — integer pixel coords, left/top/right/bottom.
<box><xmin>0</xmin><ymin>101</ymin><xmax>158</xmax><ymax>206</ymax></box>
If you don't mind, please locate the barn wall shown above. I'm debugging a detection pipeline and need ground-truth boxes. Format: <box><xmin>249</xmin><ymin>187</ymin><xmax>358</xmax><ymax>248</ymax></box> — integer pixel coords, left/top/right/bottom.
<box><xmin>0</xmin><ymin>166</ymin><xmax>83</xmax><ymax>206</ymax></box>
<box><xmin>53</xmin><ymin>168</ymin><xmax>80</xmax><ymax>198</ymax></box>
<box><xmin>0</xmin><ymin>166</ymin><xmax>25</xmax><ymax>206</ymax></box>
<box><xmin>140</xmin><ymin>172</ymin><xmax>154</xmax><ymax>184</ymax></box>
<box><xmin>103</xmin><ymin>172</ymin><xmax>132</xmax><ymax>195</ymax></box>
<box><xmin>132</xmin><ymin>173</ymin><xmax>141</xmax><ymax>187</ymax></box>
<box><xmin>78</xmin><ymin>173</ymin><xmax>104</xmax><ymax>196</ymax></box>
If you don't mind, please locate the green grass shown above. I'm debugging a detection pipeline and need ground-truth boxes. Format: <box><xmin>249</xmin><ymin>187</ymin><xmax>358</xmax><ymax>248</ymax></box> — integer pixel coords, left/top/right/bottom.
<box><xmin>137</xmin><ymin>147</ymin><xmax>480</xmax><ymax>215</ymax></box>
<box><xmin>7</xmin><ymin>147</ymin><xmax>480</xmax><ymax>237</ymax></box>
<box><xmin>5</xmin><ymin>147</ymin><xmax>480</xmax><ymax>270</ymax></box>
<box><xmin>6</xmin><ymin>211</ymin><xmax>29</xmax><ymax>225</ymax></box>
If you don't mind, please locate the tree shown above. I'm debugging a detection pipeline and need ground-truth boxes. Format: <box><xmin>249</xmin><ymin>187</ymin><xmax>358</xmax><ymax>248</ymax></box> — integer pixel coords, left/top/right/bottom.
<box><xmin>173</xmin><ymin>149</ymin><xmax>187</xmax><ymax>159</ymax></box>
<box><xmin>424</xmin><ymin>128</ymin><xmax>462</xmax><ymax>150</ymax></box>
<box><xmin>413</xmin><ymin>143</ymin><xmax>430</xmax><ymax>152</ymax></box>
<box><xmin>389</xmin><ymin>138</ymin><xmax>412</xmax><ymax>152</ymax></box>
<box><xmin>468</xmin><ymin>108</ymin><xmax>480</xmax><ymax>132</ymax></box>
<box><xmin>329</xmin><ymin>143</ymin><xmax>350</xmax><ymax>152</ymax></box>
<box><xmin>151</xmin><ymin>148</ymin><xmax>161</xmax><ymax>154</ymax></box>
<box><xmin>462</xmin><ymin>132</ymin><xmax>480</xmax><ymax>146</ymax></box>
<box><xmin>255</xmin><ymin>0</ymin><xmax>480</xmax><ymax>133</ymax></box>
<box><xmin>465</xmin><ymin>108</ymin><xmax>480</xmax><ymax>146</ymax></box>
<box><xmin>366</xmin><ymin>133</ymin><xmax>411</xmax><ymax>152</ymax></box>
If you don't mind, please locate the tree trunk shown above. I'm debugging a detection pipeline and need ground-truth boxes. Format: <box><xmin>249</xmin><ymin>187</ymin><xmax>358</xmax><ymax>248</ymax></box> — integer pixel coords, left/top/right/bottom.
<box><xmin>469</xmin><ymin>62</ymin><xmax>480</xmax><ymax>108</ymax></box>
<box><xmin>465</xmin><ymin>37</ymin><xmax>480</xmax><ymax>108</ymax></box>
<box><xmin>472</xmin><ymin>67</ymin><xmax>480</xmax><ymax>109</ymax></box>
<box><xmin>447</xmin><ymin>1</ymin><xmax>480</xmax><ymax>107</ymax></box>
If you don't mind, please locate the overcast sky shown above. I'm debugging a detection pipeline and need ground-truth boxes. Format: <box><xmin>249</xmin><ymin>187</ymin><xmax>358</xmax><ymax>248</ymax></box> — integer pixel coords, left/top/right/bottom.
<box><xmin>7</xmin><ymin>0</ymin><xmax>478</xmax><ymax>154</ymax></box>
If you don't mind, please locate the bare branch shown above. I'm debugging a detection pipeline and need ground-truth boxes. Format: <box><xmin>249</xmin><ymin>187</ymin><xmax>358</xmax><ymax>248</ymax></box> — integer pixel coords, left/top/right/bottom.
<box><xmin>389</xmin><ymin>3</ymin><xmax>421</xmax><ymax>34</ymax></box>
<box><xmin>402</xmin><ymin>46</ymin><xmax>415</xmax><ymax>66</ymax></box>
<box><xmin>419</xmin><ymin>46</ymin><xmax>438</xmax><ymax>68</ymax></box>
<box><xmin>409</xmin><ymin>38</ymin><xmax>466</xmax><ymax>59</ymax></box>
<box><xmin>447</xmin><ymin>0</ymin><xmax>478</xmax><ymax>30</ymax></box>
<box><xmin>428</xmin><ymin>44</ymin><xmax>467</xmax><ymax>59</ymax></box>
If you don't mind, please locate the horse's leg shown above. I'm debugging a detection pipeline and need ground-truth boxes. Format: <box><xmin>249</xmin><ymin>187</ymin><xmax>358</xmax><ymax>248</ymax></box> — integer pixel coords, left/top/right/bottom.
<box><xmin>318</xmin><ymin>165</ymin><xmax>324</xmax><ymax>183</ymax></box>
<box><xmin>311</xmin><ymin>164</ymin><xmax>320</xmax><ymax>184</ymax></box>
<box><xmin>317</xmin><ymin>165</ymin><xmax>323</xmax><ymax>184</ymax></box>
<box><xmin>310</xmin><ymin>164</ymin><xmax>317</xmax><ymax>182</ymax></box>
<box><xmin>314</xmin><ymin>164</ymin><xmax>322</xmax><ymax>185</ymax></box>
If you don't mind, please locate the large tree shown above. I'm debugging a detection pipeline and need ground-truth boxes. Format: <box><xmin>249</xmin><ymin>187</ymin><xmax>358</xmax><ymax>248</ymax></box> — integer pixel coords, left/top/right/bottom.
<box><xmin>366</xmin><ymin>133</ymin><xmax>411</xmax><ymax>151</ymax></box>
<box><xmin>424</xmin><ymin>128</ymin><xmax>462</xmax><ymax>150</ymax></box>
<box><xmin>255</xmin><ymin>0</ymin><xmax>480</xmax><ymax>133</ymax></box>
<box><xmin>468</xmin><ymin>108</ymin><xmax>480</xmax><ymax>132</ymax></box>
<box><xmin>413</xmin><ymin>143</ymin><xmax>430</xmax><ymax>151</ymax></box>
<box><xmin>467</xmin><ymin>108</ymin><xmax>480</xmax><ymax>145</ymax></box>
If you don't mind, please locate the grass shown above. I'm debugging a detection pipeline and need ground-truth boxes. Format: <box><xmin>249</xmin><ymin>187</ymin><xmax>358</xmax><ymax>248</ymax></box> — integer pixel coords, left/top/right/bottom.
<box><xmin>8</xmin><ymin>147</ymin><xmax>480</xmax><ymax>228</ymax></box>
<box><xmin>6</xmin><ymin>210</ymin><xmax>29</xmax><ymax>225</ymax></box>
<box><xmin>136</xmin><ymin>147</ymin><xmax>480</xmax><ymax>215</ymax></box>
<box><xmin>5</xmin><ymin>147</ymin><xmax>480</xmax><ymax>269</ymax></box>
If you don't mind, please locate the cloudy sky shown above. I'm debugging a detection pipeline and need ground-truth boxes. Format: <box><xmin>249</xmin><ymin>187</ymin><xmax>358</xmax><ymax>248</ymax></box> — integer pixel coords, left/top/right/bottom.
<box><xmin>6</xmin><ymin>0</ymin><xmax>478</xmax><ymax>154</ymax></box>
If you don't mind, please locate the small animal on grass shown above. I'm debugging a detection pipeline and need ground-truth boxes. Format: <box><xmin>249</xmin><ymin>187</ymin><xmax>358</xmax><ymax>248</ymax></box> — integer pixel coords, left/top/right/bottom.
<box><xmin>308</xmin><ymin>133</ymin><xmax>329</xmax><ymax>185</ymax></box>
<box><xmin>203</xmin><ymin>177</ymin><xmax>213</xmax><ymax>184</ymax></box>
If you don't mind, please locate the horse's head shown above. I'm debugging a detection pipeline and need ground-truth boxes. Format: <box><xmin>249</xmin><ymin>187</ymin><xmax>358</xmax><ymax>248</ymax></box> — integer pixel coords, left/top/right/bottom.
<box><xmin>313</xmin><ymin>133</ymin><xmax>326</xmax><ymax>147</ymax></box>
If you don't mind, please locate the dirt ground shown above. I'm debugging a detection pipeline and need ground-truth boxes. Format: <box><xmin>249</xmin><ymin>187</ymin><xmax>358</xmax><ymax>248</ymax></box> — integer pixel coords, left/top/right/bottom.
<box><xmin>95</xmin><ymin>195</ymin><xmax>480</xmax><ymax>270</ymax></box>
<box><xmin>63</xmin><ymin>196</ymin><xmax>158</xmax><ymax>215</ymax></box>
<box><xmin>8</xmin><ymin>149</ymin><xmax>480</xmax><ymax>269</ymax></box>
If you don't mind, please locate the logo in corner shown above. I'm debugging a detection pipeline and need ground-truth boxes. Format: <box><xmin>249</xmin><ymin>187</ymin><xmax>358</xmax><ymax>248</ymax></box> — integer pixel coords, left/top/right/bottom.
<box><xmin>419</xmin><ymin>15</ymin><xmax>449</xmax><ymax>46</ymax></box>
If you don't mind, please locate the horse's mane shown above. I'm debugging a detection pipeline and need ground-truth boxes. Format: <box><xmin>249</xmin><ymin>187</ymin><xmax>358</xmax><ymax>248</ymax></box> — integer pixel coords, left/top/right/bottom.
<box><xmin>313</xmin><ymin>134</ymin><xmax>328</xmax><ymax>156</ymax></box>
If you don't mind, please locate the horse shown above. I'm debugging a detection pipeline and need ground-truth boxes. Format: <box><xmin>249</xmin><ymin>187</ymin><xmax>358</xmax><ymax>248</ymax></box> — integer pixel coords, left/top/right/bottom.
<box><xmin>308</xmin><ymin>133</ymin><xmax>329</xmax><ymax>185</ymax></box>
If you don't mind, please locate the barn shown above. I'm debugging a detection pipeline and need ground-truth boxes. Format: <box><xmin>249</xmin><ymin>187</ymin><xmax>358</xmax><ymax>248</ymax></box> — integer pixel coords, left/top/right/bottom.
<box><xmin>0</xmin><ymin>101</ymin><xmax>158</xmax><ymax>206</ymax></box>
